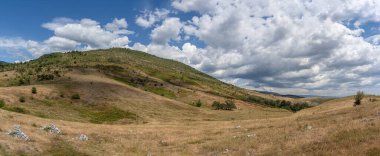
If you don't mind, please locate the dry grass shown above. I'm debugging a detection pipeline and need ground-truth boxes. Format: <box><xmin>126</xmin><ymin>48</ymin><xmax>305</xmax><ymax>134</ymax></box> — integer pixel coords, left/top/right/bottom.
<box><xmin>0</xmin><ymin>96</ymin><xmax>378</xmax><ymax>155</ymax></box>
<box><xmin>0</xmin><ymin>70</ymin><xmax>379</xmax><ymax>155</ymax></box>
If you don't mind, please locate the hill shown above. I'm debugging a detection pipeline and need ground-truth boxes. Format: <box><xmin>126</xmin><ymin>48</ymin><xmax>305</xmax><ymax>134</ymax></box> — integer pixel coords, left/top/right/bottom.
<box><xmin>0</xmin><ymin>48</ymin><xmax>378</xmax><ymax>155</ymax></box>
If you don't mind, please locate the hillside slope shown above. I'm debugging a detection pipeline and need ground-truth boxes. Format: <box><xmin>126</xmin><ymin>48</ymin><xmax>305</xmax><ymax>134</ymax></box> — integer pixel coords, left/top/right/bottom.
<box><xmin>0</xmin><ymin>48</ymin><xmax>307</xmax><ymax>123</ymax></box>
<box><xmin>0</xmin><ymin>95</ymin><xmax>378</xmax><ymax>155</ymax></box>
<box><xmin>0</xmin><ymin>48</ymin><xmax>378</xmax><ymax>155</ymax></box>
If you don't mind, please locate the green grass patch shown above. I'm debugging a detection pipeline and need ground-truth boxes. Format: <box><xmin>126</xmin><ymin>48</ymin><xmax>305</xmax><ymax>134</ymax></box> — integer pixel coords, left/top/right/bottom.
<box><xmin>75</xmin><ymin>106</ymin><xmax>137</xmax><ymax>124</ymax></box>
<box><xmin>146</xmin><ymin>87</ymin><xmax>176</xmax><ymax>98</ymax></box>
<box><xmin>44</xmin><ymin>137</ymin><xmax>89</xmax><ymax>156</ymax></box>
<box><xmin>4</xmin><ymin>106</ymin><xmax>29</xmax><ymax>114</ymax></box>
<box><xmin>0</xmin><ymin>100</ymin><xmax>5</xmax><ymax>108</ymax></box>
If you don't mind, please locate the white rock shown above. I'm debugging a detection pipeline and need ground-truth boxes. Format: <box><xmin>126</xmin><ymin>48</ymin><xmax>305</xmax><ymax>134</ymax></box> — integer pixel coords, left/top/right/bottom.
<box><xmin>79</xmin><ymin>134</ymin><xmax>89</xmax><ymax>141</ymax></box>
<box><xmin>8</xmin><ymin>125</ymin><xmax>29</xmax><ymax>141</ymax></box>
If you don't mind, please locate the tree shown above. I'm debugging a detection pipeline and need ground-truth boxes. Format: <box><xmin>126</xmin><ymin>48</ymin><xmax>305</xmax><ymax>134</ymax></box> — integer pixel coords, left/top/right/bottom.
<box><xmin>195</xmin><ymin>99</ymin><xmax>202</xmax><ymax>107</ymax></box>
<box><xmin>354</xmin><ymin>91</ymin><xmax>364</xmax><ymax>106</ymax></box>
<box><xmin>225</xmin><ymin>100</ymin><xmax>237</xmax><ymax>110</ymax></box>
<box><xmin>71</xmin><ymin>94</ymin><xmax>81</xmax><ymax>100</ymax></box>
<box><xmin>31</xmin><ymin>87</ymin><xmax>37</xmax><ymax>94</ymax></box>
<box><xmin>0</xmin><ymin>100</ymin><xmax>5</xmax><ymax>108</ymax></box>
<box><xmin>19</xmin><ymin>96</ymin><xmax>25</xmax><ymax>103</ymax></box>
<box><xmin>212</xmin><ymin>101</ymin><xmax>222</xmax><ymax>110</ymax></box>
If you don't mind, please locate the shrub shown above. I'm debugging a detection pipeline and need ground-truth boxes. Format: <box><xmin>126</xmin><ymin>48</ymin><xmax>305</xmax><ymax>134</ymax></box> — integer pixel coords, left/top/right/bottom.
<box><xmin>19</xmin><ymin>96</ymin><xmax>26</xmax><ymax>103</ymax></box>
<box><xmin>212</xmin><ymin>100</ymin><xmax>237</xmax><ymax>110</ymax></box>
<box><xmin>225</xmin><ymin>100</ymin><xmax>237</xmax><ymax>110</ymax></box>
<box><xmin>0</xmin><ymin>100</ymin><xmax>5</xmax><ymax>108</ymax></box>
<box><xmin>354</xmin><ymin>91</ymin><xmax>364</xmax><ymax>106</ymax></box>
<box><xmin>37</xmin><ymin>74</ymin><xmax>54</xmax><ymax>81</ymax></box>
<box><xmin>71</xmin><ymin>94</ymin><xmax>80</xmax><ymax>100</ymax></box>
<box><xmin>31</xmin><ymin>87</ymin><xmax>37</xmax><ymax>94</ymax></box>
<box><xmin>212</xmin><ymin>101</ymin><xmax>222</xmax><ymax>110</ymax></box>
<box><xmin>194</xmin><ymin>99</ymin><xmax>202</xmax><ymax>107</ymax></box>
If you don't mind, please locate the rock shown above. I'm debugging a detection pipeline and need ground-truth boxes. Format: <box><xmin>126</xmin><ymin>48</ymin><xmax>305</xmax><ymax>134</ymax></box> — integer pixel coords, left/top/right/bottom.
<box><xmin>247</xmin><ymin>133</ymin><xmax>256</xmax><ymax>138</ymax></box>
<box><xmin>8</xmin><ymin>125</ymin><xmax>29</xmax><ymax>141</ymax></box>
<box><xmin>79</xmin><ymin>134</ymin><xmax>88</xmax><ymax>141</ymax></box>
<box><xmin>306</xmin><ymin>125</ymin><xmax>312</xmax><ymax>130</ymax></box>
<box><xmin>223</xmin><ymin>149</ymin><xmax>230</xmax><ymax>154</ymax></box>
<box><xmin>43</xmin><ymin>124</ymin><xmax>61</xmax><ymax>134</ymax></box>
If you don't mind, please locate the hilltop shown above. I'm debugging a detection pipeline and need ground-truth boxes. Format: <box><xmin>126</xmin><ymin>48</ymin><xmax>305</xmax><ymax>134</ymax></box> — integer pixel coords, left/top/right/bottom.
<box><xmin>0</xmin><ymin>48</ymin><xmax>378</xmax><ymax>155</ymax></box>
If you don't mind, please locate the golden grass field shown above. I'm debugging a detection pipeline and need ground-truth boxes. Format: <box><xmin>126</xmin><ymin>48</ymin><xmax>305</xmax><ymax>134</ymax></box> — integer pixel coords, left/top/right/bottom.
<box><xmin>0</xmin><ymin>69</ymin><xmax>379</xmax><ymax>156</ymax></box>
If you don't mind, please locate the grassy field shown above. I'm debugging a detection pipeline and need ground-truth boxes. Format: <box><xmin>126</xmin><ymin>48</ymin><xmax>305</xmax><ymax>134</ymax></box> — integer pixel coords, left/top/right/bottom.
<box><xmin>0</xmin><ymin>96</ymin><xmax>378</xmax><ymax>155</ymax></box>
<box><xmin>0</xmin><ymin>48</ymin><xmax>379</xmax><ymax>155</ymax></box>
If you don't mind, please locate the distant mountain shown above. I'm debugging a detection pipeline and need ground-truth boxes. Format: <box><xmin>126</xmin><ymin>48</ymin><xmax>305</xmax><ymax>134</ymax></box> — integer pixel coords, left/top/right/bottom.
<box><xmin>0</xmin><ymin>61</ymin><xmax>8</xmax><ymax>64</ymax></box>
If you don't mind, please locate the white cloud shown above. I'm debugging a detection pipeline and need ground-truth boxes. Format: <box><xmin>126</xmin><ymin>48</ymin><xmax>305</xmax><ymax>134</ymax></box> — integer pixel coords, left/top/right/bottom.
<box><xmin>165</xmin><ymin>0</ymin><xmax>380</xmax><ymax>96</ymax></box>
<box><xmin>135</xmin><ymin>9</ymin><xmax>170</xmax><ymax>28</ymax></box>
<box><xmin>150</xmin><ymin>17</ymin><xmax>182</xmax><ymax>45</ymax></box>
<box><xmin>0</xmin><ymin>18</ymin><xmax>133</xmax><ymax>59</ymax></box>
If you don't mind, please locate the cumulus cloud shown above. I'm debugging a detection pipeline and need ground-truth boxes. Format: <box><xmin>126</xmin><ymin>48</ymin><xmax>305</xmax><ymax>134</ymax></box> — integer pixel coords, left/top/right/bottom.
<box><xmin>0</xmin><ymin>18</ymin><xmax>133</xmax><ymax>60</ymax></box>
<box><xmin>135</xmin><ymin>9</ymin><xmax>170</xmax><ymax>28</ymax></box>
<box><xmin>150</xmin><ymin>17</ymin><xmax>182</xmax><ymax>45</ymax></box>
<box><xmin>155</xmin><ymin>0</ymin><xmax>380</xmax><ymax>96</ymax></box>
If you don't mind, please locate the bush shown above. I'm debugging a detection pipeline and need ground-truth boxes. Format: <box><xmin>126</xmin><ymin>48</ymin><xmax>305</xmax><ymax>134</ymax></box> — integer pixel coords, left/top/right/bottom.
<box><xmin>194</xmin><ymin>99</ymin><xmax>202</xmax><ymax>107</ymax></box>
<box><xmin>31</xmin><ymin>87</ymin><xmax>37</xmax><ymax>94</ymax></box>
<box><xmin>354</xmin><ymin>91</ymin><xmax>364</xmax><ymax>106</ymax></box>
<box><xmin>212</xmin><ymin>101</ymin><xmax>222</xmax><ymax>110</ymax></box>
<box><xmin>71</xmin><ymin>94</ymin><xmax>80</xmax><ymax>100</ymax></box>
<box><xmin>19</xmin><ymin>96</ymin><xmax>26</xmax><ymax>103</ymax></box>
<box><xmin>0</xmin><ymin>100</ymin><xmax>5</xmax><ymax>108</ymax></box>
<box><xmin>37</xmin><ymin>74</ymin><xmax>54</xmax><ymax>81</ymax></box>
<box><xmin>212</xmin><ymin>100</ymin><xmax>237</xmax><ymax>110</ymax></box>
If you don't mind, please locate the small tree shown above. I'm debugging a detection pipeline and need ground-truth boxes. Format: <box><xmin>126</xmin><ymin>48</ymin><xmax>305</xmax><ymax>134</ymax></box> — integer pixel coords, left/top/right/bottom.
<box><xmin>354</xmin><ymin>91</ymin><xmax>364</xmax><ymax>106</ymax></box>
<box><xmin>225</xmin><ymin>100</ymin><xmax>237</xmax><ymax>110</ymax></box>
<box><xmin>212</xmin><ymin>101</ymin><xmax>222</xmax><ymax>110</ymax></box>
<box><xmin>0</xmin><ymin>100</ymin><xmax>5</xmax><ymax>108</ymax></box>
<box><xmin>71</xmin><ymin>94</ymin><xmax>81</xmax><ymax>100</ymax></box>
<box><xmin>195</xmin><ymin>99</ymin><xmax>202</xmax><ymax>107</ymax></box>
<box><xmin>31</xmin><ymin>87</ymin><xmax>37</xmax><ymax>94</ymax></box>
<box><xmin>19</xmin><ymin>96</ymin><xmax>26</xmax><ymax>103</ymax></box>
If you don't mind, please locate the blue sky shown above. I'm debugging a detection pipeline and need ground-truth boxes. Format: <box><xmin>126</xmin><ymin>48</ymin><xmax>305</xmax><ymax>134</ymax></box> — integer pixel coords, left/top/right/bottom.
<box><xmin>0</xmin><ymin>0</ymin><xmax>170</xmax><ymax>45</ymax></box>
<box><xmin>1</xmin><ymin>0</ymin><xmax>380</xmax><ymax>96</ymax></box>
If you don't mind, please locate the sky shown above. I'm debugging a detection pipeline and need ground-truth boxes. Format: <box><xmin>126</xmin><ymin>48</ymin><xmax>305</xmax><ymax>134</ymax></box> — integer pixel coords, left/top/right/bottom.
<box><xmin>1</xmin><ymin>0</ymin><xmax>380</xmax><ymax>96</ymax></box>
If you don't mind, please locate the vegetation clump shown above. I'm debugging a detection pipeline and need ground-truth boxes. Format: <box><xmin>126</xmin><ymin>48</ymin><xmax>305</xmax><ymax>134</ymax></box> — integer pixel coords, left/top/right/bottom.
<box><xmin>19</xmin><ymin>96</ymin><xmax>26</xmax><ymax>103</ymax></box>
<box><xmin>244</xmin><ymin>95</ymin><xmax>310</xmax><ymax>112</ymax></box>
<box><xmin>0</xmin><ymin>100</ymin><xmax>5</xmax><ymax>108</ymax></box>
<box><xmin>6</xmin><ymin>107</ymin><xmax>29</xmax><ymax>114</ymax></box>
<box><xmin>192</xmin><ymin>99</ymin><xmax>202</xmax><ymax>107</ymax></box>
<box><xmin>71</xmin><ymin>94</ymin><xmax>81</xmax><ymax>100</ymax></box>
<box><xmin>212</xmin><ymin>100</ymin><xmax>237</xmax><ymax>110</ymax></box>
<box><xmin>354</xmin><ymin>91</ymin><xmax>365</xmax><ymax>106</ymax></box>
<box><xmin>31</xmin><ymin>87</ymin><xmax>37</xmax><ymax>94</ymax></box>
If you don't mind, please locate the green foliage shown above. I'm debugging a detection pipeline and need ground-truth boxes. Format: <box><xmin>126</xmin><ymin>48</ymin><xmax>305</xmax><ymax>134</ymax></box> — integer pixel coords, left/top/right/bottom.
<box><xmin>71</xmin><ymin>94</ymin><xmax>80</xmax><ymax>100</ymax></box>
<box><xmin>243</xmin><ymin>95</ymin><xmax>311</xmax><ymax>112</ymax></box>
<box><xmin>19</xmin><ymin>96</ymin><xmax>25</xmax><ymax>103</ymax></box>
<box><xmin>44</xmin><ymin>137</ymin><xmax>89</xmax><ymax>156</ymax></box>
<box><xmin>0</xmin><ymin>100</ymin><xmax>5</xmax><ymax>108</ymax></box>
<box><xmin>195</xmin><ymin>99</ymin><xmax>202</xmax><ymax>107</ymax></box>
<box><xmin>191</xmin><ymin>99</ymin><xmax>202</xmax><ymax>107</ymax></box>
<box><xmin>37</xmin><ymin>74</ymin><xmax>55</xmax><ymax>81</ymax></box>
<box><xmin>31</xmin><ymin>87</ymin><xmax>37</xmax><ymax>94</ymax></box>
<box><xmin>5</xmin><ymin>107</ymin><xmax>29</xmax><ymax>114</ymax></box>
<box><xmin>354</xmin><ymin>91</ymin><xmax>365</xmax><ymax>106</ymax></box>
<box><xmin>75</xmin><ymin>106</ymin><xmax>137</xmax><ymax>124</ymax></box>
<box><xmin>212</xmin><ymin>100</ymin><xmax>237</xmax><ymax>110</ymax></box>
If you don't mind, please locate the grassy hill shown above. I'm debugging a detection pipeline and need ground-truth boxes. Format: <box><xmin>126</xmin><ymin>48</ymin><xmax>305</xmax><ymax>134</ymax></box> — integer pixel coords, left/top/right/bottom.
<box><xmin>0</xmin><ymin>48</ymin><xmax>378</xmax><ymax>155</ymax></box>
<box><xmin>0</xmin><ymin>48</ymin><xmax>298</xmax><ymax>123</ymax></box>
